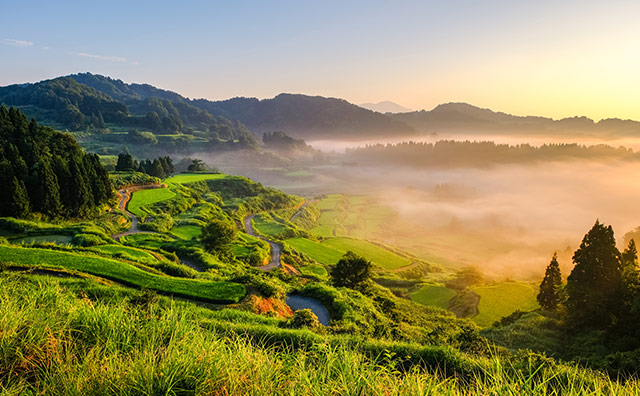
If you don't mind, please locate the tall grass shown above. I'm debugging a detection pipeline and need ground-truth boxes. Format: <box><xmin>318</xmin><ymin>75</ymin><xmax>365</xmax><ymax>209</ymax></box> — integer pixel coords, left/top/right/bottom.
<box><xmin>1</xmin><ymin>274</ymin><xmax>638</xmax><ymax>395</ymax></box>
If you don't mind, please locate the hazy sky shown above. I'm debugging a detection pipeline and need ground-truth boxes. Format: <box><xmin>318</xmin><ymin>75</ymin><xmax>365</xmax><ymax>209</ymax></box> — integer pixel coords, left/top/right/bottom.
<box><xmin>2</xmin><ymin>1</ymin><xmax>639</xmax><ymax>120</ymax></box>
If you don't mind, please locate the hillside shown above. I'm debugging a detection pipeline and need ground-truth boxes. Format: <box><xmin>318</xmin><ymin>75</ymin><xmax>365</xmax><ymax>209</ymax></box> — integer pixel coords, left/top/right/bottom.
<box><xmin>393</xmin><ymin>102</ymin><xmax>640</xmax><ymax>137</ymax></box>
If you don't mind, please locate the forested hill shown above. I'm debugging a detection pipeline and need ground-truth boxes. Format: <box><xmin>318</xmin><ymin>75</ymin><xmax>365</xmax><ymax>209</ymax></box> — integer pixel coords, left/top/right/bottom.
<box><xmin>0</xmin><ymin>106</ymin><xmax>111</xmax><ymax>218</ymax></box>
<box><xmin>192</xmin><ymin>94</ymin><xmax>415</xmax><ymax>139</ymax></box>
<box><xmin>0</xmin><ymin>75</ymin><xmax>257</xmax><ymax>147</ymax></box>
<box><xmin>392</xmin><ymin>102</ymin><xmax>640</xmax><ymax>137</ymax></box>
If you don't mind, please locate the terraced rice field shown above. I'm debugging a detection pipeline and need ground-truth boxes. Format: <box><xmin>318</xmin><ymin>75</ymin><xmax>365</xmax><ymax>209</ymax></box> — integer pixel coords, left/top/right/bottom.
<box><xmin>286</xmin><ymin>238</ymin><xmax>344</xmax><ymax>265</ymax></box>
<box><xmin>91</xmin><ymin>244</ymin><xmax>159</xmax><ymax>264</ymax></box>
<box><xmin>472</xmin><ymin>282</ymin><xmax>540</xmax><ymax>327</ymax></box>
<box><xmin>164</xmin><ymin>173</ymin><xmax>226</xmax><ymax>185</ymax></box>
<box><xmin>128</xmin><ymin>188</ymin><xmax>176</xmax><ymax>217</ymax></box>
<box><xmin>171</xmin><ymin>225</ymin><xmax>202</xmax><ymax>240</ymax></box>
<box><xmin>321</xmin><ymin>237</ymin><xmax>411</xmax><ymax>270</ymax></box>
<box><xmin>0</xmin><ymin>245</ymin><xmax>245</xmax><ymax>303</ymax></box>
<box><xmin>409</xmin><ymin>284</ymin><xmax>457</xmax><ymax>310</ymax></box>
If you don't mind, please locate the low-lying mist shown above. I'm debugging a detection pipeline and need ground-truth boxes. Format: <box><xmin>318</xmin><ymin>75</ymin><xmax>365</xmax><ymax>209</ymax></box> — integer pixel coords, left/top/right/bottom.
<box><xmin>194</xmin><ymin>140</ymin><xmax>640</xmax><ymax>281</ymax></box>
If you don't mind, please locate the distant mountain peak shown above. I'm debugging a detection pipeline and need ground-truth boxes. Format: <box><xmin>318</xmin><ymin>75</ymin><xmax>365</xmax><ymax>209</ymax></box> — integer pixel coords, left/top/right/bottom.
<box><xmin>359</xmin><ymin>100</ymin><xmax>412</xmax><ymax>114</ymax></box>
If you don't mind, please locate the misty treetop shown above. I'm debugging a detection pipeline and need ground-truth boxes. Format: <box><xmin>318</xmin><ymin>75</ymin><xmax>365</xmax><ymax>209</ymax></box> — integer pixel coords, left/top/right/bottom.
<box><xmin>0</xmin><ymin>106</ymin><xmax>111</xmax><ymax>218</ymax></box>
<box><xmin>346</xmin><ymin>140</ymin><xmax>638</xmax><ymax>168</ymax></box>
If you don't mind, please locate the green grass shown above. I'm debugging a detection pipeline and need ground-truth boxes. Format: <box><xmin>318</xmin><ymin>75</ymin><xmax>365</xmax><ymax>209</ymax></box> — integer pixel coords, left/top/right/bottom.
<box><xmin>1</xmin><ymin>275</ymin><xmax>637</xmax><ymax>395</ymax></box>
<box><xmin>0</xmin><ymin>245</ymin><xmax>245</xmax><ymax>303</ymax></box>
<box><xmin>473</xmin><ymin>282</ymin><xmax>540</xmax><ymax>327</ymax></box>
<box><xmin>409</xmin><ymin>284</ymin><xmax>457</xmax><ymax>310</ymax></box>
<box><xmin>171</xmin><ymin>225</ymin><xmax>202</xmax><ymax>240</ymax></box>
<box><xmin>128</xmin><ymin>188</ymin><xmax>176</xmax><ymax>217</ymax></box>
<box><xmin>252</xmin><ymin>215</ymin><xmax>286</xmax><ymax>237</ymax></box>
<box><xmin>286</xmin><ymin>237</ymin><xmax>344</xmax><ymax>265</ymax></box>
<box><xmin>321</xmin><ymin>237</ymin><xmax>411</xmax><ymax>270</ymax></box>
<box><xmin>90</xmin><ymin>244</ymin><xmax>159</xmax><ymax>265</ymax></box>
<box><xmin>10</xmin><ymin>234</ymin><xmax>74</xmax><ymax>245</ymax></box>
<box><xmin>164</xmin><ymin>173</ymin><xmax>226</xmax><ymax>185</ymax></box>
<box><xmin>122</xmin><ymin>233</ymin><xmax>175</xmax><ymax>248</ymax></box>
<box><xmin>299</xmin><ymin>264</ymin><xmax>328</xmax><ymax>278</ymax></box>
<box><xmin>309</xmin><ymin>225</ymin><xmax>334</xmax><ymax>237</ymax></box>
<box><xmin>315</xmin><ymin>194</ymin><xmax>342</xmax><ymax>210</ymax></box>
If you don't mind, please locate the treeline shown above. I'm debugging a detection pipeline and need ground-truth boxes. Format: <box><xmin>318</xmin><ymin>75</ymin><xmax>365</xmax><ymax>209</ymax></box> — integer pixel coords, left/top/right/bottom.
<box><xmin>0</xmin><ymin>106</ymin><xmax>111</xmax><ymax>218</ymax></box>
<box><xmin>535</xmin><ymin>221</ymin><xmax>640</xmax><ymax>372</ymax></box>
<box><xmin>345</xmin><ymin>141</ymin><xmax>638</xmax><ymax>167</ymax></box>
<box><xmin>115</xmin><ymin>153</ymin><xmax>175</xmax><ymax>179</ymax></box>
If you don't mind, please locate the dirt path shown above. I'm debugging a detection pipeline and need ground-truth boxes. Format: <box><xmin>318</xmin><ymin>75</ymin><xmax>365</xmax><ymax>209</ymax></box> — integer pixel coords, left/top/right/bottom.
<box><xmin>244</xmin><ymin>215</ymin><xmax>282</xmax><ymax>271</ymax></box>
<box><xmin>112</xmin><ymin>184</ymin><xmax>166</xmax><ymax>241</ymax></box>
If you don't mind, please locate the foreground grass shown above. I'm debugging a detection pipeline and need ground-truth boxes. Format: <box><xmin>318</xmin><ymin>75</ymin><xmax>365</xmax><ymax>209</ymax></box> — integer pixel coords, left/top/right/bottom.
<box><xmin>473</xmin><ymin>282</ymin><xmax>539</xmax><ymax>327</ymax></box>
<box><xmin>128</xmin><ymin>188</ymin><xmax>176</xmax><ymax>217</ymax></box>
<box><xmin>0</xmin><ymin>245</ymin><xmax>244</xmax><ymax>303</ymax></box>
<box><xmin>0</xmin><ymin>275</ymin><xmax>638</xmax><ymax>395</ymax></box>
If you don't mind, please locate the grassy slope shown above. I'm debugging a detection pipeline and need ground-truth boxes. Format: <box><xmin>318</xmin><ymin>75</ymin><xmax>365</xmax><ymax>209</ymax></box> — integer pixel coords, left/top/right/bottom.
<box><xmin>410</xmin><ymin>285</ymin><xmax>457</xmax><ymax>310</ymax></box>
<box><xmin>0</xmin><ymin>245</ymin><xmax>244</xmax><ymax>303</ymax></box>
<box><xmin>171</xmin><ymin>225</ymin><xmax>202</xmax><ymax>240</ymax></box>
<box><xmin>164</xmin><ymin>173</ymin><xmax>226</xmax><ymax>185</ymax></box>
<box><xmin>321</xmin><ymin>238</ymin><xmax>411</xmax><ymax>270</ymax></box>
<box><xmin>286</xmin><ymin>237</ymin><xmax>344</xmax><ymax>265</ymax></box>
<box><xmin>1</xmin><ymin>275</ymin><xmax>635</xmax><ymax>396</ymax></box>
<box><xmin>90</xmin><ymin>244</ymin><xmax>159</xmax><ymax>265</ymax></box>
<box><xmin>128</xmin><ymin>188</ymin><xmax>176</xmax><ymax>217</ymax></box>
<box><xmin>253</xmin><ymin>214</ymin><xmax>286</xmax><ymax>237</ymax></box>
<box><xmin>473</xmin><ymin>282</ymin><xmax>539</xmax><ymax>327</ymax></box>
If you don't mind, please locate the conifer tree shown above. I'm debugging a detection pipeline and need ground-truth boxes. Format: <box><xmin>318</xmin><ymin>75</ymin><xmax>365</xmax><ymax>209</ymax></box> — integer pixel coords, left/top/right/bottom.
<box><xmin>9</xmin><ymin>177</ymin><xmax>30</xmax><ymax>217</ymax></box>
<box><xmin>566</xmin><ymin>221</ymin><xmax>622</xmax><ymax>327</ymax></box>
<box><xmin>537</xmin><ymin>253</ymin><xmax>563</xmax><ymax>311</ymax></box>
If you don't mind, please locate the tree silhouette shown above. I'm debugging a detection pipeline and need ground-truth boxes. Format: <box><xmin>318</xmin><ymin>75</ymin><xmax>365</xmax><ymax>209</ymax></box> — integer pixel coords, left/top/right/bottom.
<box><xmin>537</xmin><ymin>253</ymin><xmax>563</xmax><ymax>311</ymax></box>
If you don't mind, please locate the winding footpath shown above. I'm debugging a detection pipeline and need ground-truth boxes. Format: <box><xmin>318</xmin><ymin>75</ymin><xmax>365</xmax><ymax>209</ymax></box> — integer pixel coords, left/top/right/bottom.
<box><xmin>244</xmin><ymin>214</ymin><xmax>282</xmax><ymax>271</ymax></box>
<box><xmin>111</xmin><ymin>184</ymin><xmax>205</xmax><ymax>273</ymax></box>
<box><xmin>111</xmin><ymin>184</ymin><xmax>165</xmax><ymax>241</ymax></box>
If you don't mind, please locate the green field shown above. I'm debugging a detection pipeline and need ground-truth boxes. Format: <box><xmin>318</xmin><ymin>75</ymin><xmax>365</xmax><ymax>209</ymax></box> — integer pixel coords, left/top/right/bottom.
<box><xmin>164</xmin><ymin>173</ymin><xmax>226</xmax><ymax>185</ymax></box>
<box><xmin>91</xmin><ymin>244</ymin><xmax>159</xmax><ymax>265</ymax></box>
<box><xmin>473</xmin><ymin>282</ymin><xmax>540</xmax><ymax>327</ymax></box>
<box><xmin>121</xmin><ymin>233</ymin><xmax>175</xmax><ymax>248</ymax></box>
<box><xmin>10</xmin><ymin>234</ymin><xmax>74</xmax><ymax>245</ymax></box>
<box><xmin>321</xmin><ymin>238</ymin><xmax>411</xmax><ymax>270</ymax></box>
<box><xmin>299</xmin><ymin>264</ymin><xmax>328</xmax><ymax>278</ymax></box>
<box><xmin>409</xmin><ymin>284</ymin><xmax>457</xmax><ymax>310</ymax></box>
<box><xmin>252</xmin><ymin>215</ymin><xmax>286</xmax><ymax>237</ymax></box>
<box><xmin>128</xmin><ymin>188</ymin><xmax>176</xmax><ymax>217</ymax></box>
<box><xmin>286</xmin><ymin>237</ymin><xmax>344</xmax><ymax>265</ymax></box>
<box><xmin>171</xmin><ymin>225</ymin><xmax>202</xmax><ymax>240</ymax></box>
<box><xmin>0</xmin><ymin>245</ymin><xmax>244</xmax><ymax>303</ymax></box>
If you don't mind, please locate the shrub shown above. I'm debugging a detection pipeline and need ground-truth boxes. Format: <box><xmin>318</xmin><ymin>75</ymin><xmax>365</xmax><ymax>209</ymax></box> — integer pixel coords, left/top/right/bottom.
<box><xmin>71</xmin><ymin>233</ymin><xmax>104</xmax><ymax>247</ymax></box>
<box><xmin>290</xmin><ymin>309</ymin><xmax>321</xmax><ymax>328</ymax></box>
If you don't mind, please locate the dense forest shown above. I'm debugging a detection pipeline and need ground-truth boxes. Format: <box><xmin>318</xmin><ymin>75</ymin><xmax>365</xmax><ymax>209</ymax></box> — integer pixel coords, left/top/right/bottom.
<box><xmin>0</xmin><ymin>75</ymin><xmax>258</xmax><ymax>147</ymax></box>
<box><xmin>345</xmin><ymin>140</ymin><xmax>638</xmax><ymax>167</ymax></box>
<box><xmin>0</xmin><ymin>106</ymin><xmax>111</xmax><ymax>218</ymax></box>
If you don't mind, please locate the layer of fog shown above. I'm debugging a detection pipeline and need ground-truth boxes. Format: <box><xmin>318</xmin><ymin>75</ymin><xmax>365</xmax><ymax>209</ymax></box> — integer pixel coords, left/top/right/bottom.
<box><xmin>309</xmin><ymin>133</ymin><xmax>640</xmax><ymax>153</ymax></box>
<box><xmin>195</xmin><ymin>148</ymin><xmax>640</xmax><ymax>281</ymax></box>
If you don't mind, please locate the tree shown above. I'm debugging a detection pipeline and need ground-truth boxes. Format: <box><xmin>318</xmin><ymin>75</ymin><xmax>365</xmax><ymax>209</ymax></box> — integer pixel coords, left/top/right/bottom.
<box><xmin>331</xmin><ymin>251</ymin><xmax>372</xmax><ymax>290</ymax></box>
<box><xmin>201</xmin><ymin>218</ymin><xmax>237</xmax><ymax>258</ymax></box>
<box><xmin>620</xmin><ymin>240</ymin><xmax>640</xmax><ymax>318</ymax></box>
<box><xmin>149</xmin><ymin>159</ymin><xmax>165</xmax><ymax>178</ymax></box>
<box><xmin>188</xmin><ymin>159</ymin><xmax>208</xmax><ymax>172</ymax></box>
<box><xmin>566</xmin><ymin>220</ymin><xmax>622</xmax><ymax>327</ymax></box>
<box><xmin>9</xmin><ymin>177</ymin><xmax>30</xmax><ymax>217</ymax></box>
<box><xmin>115</xmin><ymin>153</ymin><xmax>135</xmax><ymax>171</ymax></box>
<box><xmin>537</xmin><ymin>253</ymin><xmax>563</xmax><ymax>311</ymax></box>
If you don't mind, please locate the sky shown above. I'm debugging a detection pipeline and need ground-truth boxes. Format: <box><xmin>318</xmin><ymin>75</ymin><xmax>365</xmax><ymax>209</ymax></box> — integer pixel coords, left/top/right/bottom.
<box><xmin>2</xmin><ymin>0</ymin><xmax>640</xmax><ymax>121</ymax></box>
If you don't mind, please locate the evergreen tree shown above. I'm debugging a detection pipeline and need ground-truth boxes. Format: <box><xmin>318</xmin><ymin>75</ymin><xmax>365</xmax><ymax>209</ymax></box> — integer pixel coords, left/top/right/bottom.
<box><xmin>537</xmin><ymin>253</ymin><xmax>563</xmax><ymax>311</ymax></box>
<box><xmin>30</xmin><ymin>158</ymin><xmax>61</xmax><ymax>217</ymax></box>
<box><xmin>566</xmin><ymin>221</ymin><xmax>622</xmax><ymax>327</ymax></box>
<box><xmin>115</xmin><ymin>153</ymin><xmax>135</xmax><ymax>171</ymax></box>
<box><xmin>149</xmin><ymin>159</ymin><xmax>165</xmax><ymax>178</ymax></box>
<box><xmin>9</xmin><ymin>177</ymin><xmax>30</xmax><ymax>217</ymax></box>
<box><xmin>67</xmin><ymin>154</ymin><xmax>93</xmax><ymax>217</ymax></box>
<box><xmin>620</xmin><ymin>240</ymin><xmax>640</xmax><ymax>317</ymax></box>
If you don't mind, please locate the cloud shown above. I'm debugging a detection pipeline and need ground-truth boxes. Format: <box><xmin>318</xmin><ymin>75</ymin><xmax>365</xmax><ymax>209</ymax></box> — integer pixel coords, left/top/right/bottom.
<box><xmin>3</xmin><ymin>38</ymin><xmax>34</xmax><ymax>47</ymax></box>
<box><xmin>71</xmin><ymin>51</ymin><xmax>126</xmax><ymax>62</ymax></box>
<box><xmin>131</xmin><ymin>60</ymin><xmax>140</xmax><ymax>65</ymax></box>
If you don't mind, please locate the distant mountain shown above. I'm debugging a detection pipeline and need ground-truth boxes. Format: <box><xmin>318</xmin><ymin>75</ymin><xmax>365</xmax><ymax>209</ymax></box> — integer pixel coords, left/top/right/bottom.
<box><xmin>359</xmin><ymin>101</ymin><xmax>412</xmax><ymax>114</ymax></box>
<box><xmin>3</xmin><ymin>73</ymin><xmax>640</xmax><ymax>143</ymax></box>
<box><xmin>393</xmin><ymin>102</ymin><xmax>640</xmax><ymax>137</ymax></box>
<box><xmin>191</xmin><ymin>94</ymin><xmax>415</xmax><ymax>139</ymax></box>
